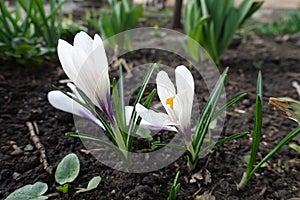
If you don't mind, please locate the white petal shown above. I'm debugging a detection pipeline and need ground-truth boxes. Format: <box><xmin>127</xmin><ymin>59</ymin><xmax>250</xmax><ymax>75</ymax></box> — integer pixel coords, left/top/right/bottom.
<box><xmin>156</xmin><ymin>71</ymin><xmax>177</xmax><ymax>117</ymax></box>
<box><xmin>66</xmin><ymin>83</ymin><xmax>83</xmax><ymax>102</ymax></box>
<box><xmin>92</xmin><ymin>34</ymin><xmax>103</xmax><ymax>50</ymax></box>
<box><xmin>57</xmin><ymin>39</ymin><xmax>77</xmax><ymax>81</ymax></box>
<box><xmin>72</xmin><ymin>46</ymin><xmax>89</xmax><ymax>75</ymax></box>
<box><xmin>175</xmin><ymin>65</ymin><xmax>194</xmax><ymax>100</ymax></box>
<box><xmin>126</xmin><ymin>105</ymin><xmax>177</xmax><ymax>132</ymax></box>
<box><xmin>72</xmin><ymin>47</ymin><xmax>110</xmax><ymax>108</ymax></box>
<box><xmin>91</xmin><ymin>37</ymin><xmax>109</xmax><ymax>73</ymax></box>
<box><xmin>135</xmin><ymin>103</ymin><xmax>176</xmax><ymax>126</ymax></box>
<box><xmin>174</xmin><ymin>91</ymin><xmax>192</xmax><ymax>130</ymax></box>
<box><xmin>48</xmin><ymin>90</ymin><xmax>85</xmax><ymax>116</ymax></box>
<box><xmin>125</xmin><ymin>106</ymin><xmax>134</xmax><ymax>125</ymax></box>
<box><xmin>48</xmin><ymin>91</ymin><xmax>104</xmax><ymax>129</ymax></box>
<box><xmin>73</xmin><ymin>31</ymin><xmax>93</xmax><ymax>54</ymax></box>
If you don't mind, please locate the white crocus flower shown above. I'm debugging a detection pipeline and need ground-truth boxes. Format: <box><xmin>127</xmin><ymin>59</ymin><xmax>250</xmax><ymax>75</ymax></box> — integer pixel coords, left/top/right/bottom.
<box><xmin>57</xmin><ymin>31</ymin><xmax>113</xmax><ymax>122</ymax></box>
<box><xmin>136</xmin><ymin>65</ymin><xmax>194</xmax><ymax>143</ymax></box>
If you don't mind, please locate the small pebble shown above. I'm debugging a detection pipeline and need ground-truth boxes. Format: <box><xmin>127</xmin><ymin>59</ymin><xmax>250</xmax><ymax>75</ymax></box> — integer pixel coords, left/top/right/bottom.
<box><xmin>12</xmin><ymin>172</ymin><xmax>21</xmax><ymax>180</ymax></box>
<box><xmin>24</xmin><ymin>144</ymin><xmax>34</xmax><ymax>151</ymax></box>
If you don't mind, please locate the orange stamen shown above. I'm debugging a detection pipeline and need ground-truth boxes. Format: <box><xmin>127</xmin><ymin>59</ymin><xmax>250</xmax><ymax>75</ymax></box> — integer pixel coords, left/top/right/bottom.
<box><xmin>166</xmin><ymin>96</ymin><xmax>175</xmax><ymax>110</ymax></box>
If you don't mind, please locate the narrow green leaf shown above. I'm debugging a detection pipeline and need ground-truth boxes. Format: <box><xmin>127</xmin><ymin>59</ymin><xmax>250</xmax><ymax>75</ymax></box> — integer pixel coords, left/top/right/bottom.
<box><xmin>126</xmin><ymin>63</ymin><xmax>157</xmax><ymax>146</ymax></box>
<box><xmin>168</xmin><ymin>171</ymin><xmax>181</xmax><ymax>200</ymax></box>
<box><xmin>249</xmin><ymin>126</ymin><xmax>300</xmax><ymax>179</ymax></box>
<box><xmin>246</xmin><ymin>71</ymin><xmax>263</xmax><ymax>176</ymax></box>
<box><xmin>112</xmin><ymin>78</ymin><xmax>125</xmax><ymax>132</ymax></box>
<box><xmin>212</xmin><ymin>93</ymin><xmax>247</xmax><ymax>120</ymax></box>
<box><xmin>289</xmin><ymin>143</ymin><xmax>300</xmax><ymax>153</ymax></box>
<box><xmin>198</xmin><ymin>131</ymin><xmax>249</xmax><ymax>156</ymax></box>
<box><xmin>65</xmin><ymin>132</ymin><xmax>122</xmax><ymax>154</ymax></box>
<box><xmin>193</xmin><ymin>67</ymin><xmax>229</xmax><ymax>158</ymax></box>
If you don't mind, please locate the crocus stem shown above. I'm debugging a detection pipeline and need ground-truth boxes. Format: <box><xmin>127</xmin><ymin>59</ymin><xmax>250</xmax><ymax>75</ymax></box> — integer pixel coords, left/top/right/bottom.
<box><xmin>111</xmin><ymin>124</ymin><xmax>129</xmax><ymax>161</ymax></box>
<box><xmin>186</xmin><ymin>144</ymin><xmax>197</xmax><ymax>170</ymax></box>
<box><xmin>238</xmin><ymin>172</ymin><xmax>248</xmax><ymax>190</ymax></box>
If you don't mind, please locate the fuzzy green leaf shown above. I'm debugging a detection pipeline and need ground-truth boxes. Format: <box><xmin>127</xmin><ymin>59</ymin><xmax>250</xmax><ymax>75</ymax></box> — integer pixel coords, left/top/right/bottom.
<box><xmin>55</xmin><ymin>153</ymin><xmax>80</xmax><ymax>185</ymax></box>
<box><xmin>76</xmin><ymin>176</ymin><xmax>101</xmax><ymax>194</ymax></box>
<box><xmin>5</xmin><ymin>182</ymin><xmax>48</xmax><ymax>200</ymax></box>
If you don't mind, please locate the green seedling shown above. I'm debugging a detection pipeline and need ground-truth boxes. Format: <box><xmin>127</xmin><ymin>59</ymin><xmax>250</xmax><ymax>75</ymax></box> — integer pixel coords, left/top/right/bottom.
<box><xmin>168</xmin><ymin>171</ymin><xmax>181</xmax><ymax>200</ymax></box>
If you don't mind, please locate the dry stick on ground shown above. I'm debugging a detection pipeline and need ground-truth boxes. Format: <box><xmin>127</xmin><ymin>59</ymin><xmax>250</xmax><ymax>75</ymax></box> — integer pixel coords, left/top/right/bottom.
<box><xmin>26</xmin><ymin>121</ymin><xmax>53</xmax><ymax>174</ymax></box>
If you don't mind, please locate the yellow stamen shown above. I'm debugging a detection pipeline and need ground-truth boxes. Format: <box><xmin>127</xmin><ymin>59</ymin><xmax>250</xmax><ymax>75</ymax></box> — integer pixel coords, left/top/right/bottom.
<box><xmin>166</xmin><ymin>96</ymin><xmax>175</xmax><ymax>110</ymax></box>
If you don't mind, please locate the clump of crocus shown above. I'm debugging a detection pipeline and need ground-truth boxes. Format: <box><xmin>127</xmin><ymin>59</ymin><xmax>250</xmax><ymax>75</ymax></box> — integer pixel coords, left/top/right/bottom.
<box><xmin>136</xmin><ymin>66</ymin><xmax>248</xmax><ymax>170</ymax></box>
<box><xmin>48</xmin><ymin>32</ymin><xmax>170</xmax><ymax>161</ymax></box>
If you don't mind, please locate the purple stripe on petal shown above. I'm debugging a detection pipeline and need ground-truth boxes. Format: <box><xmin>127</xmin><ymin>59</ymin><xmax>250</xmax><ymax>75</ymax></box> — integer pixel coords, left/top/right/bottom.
<box><xmin>106</xmin><ymin>93</ymin><xmax>114</xmax><ymax>121</ymax></box>
<box><xmin>79</xmin><ymin>109</ymin><xmax>101</xmax><ymax>127</ymax></box>
<box><xmin>146</xmin><ymin>124</ymin><xmax>178</xmax><ymax>132</ymax></box>
<box><xmin>97</xmin><ymin>93</ymin><xmax>115</xmax><ymax>124</ymax></box>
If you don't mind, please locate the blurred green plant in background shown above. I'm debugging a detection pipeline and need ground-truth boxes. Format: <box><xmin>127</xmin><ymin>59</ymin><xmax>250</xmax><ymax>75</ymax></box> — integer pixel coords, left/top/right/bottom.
<box><xmin>183</xmin><ymin>0</ymin><xmax>263</xmax><ymax>65</ymax></box>
<box><xmin>86</xmin><ymin>0</ymin><xmax>143</xmax><ymax>39</ymax></box>
<box><xmin>252</xmin><ymin>11</ymin><xmax>300</xmax><ymax>35</ymax></box>
<box><xmin>0</xmin><ymin>0</ymin><xmax>86</xmax><ymax>66</ymax></box>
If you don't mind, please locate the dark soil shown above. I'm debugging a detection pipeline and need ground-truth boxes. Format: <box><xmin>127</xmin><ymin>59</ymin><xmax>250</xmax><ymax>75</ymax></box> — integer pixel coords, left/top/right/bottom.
<box><xmin>1</xmin><ymin>33</ymin><xmax>300</xmax><ymax>200</ymax></box>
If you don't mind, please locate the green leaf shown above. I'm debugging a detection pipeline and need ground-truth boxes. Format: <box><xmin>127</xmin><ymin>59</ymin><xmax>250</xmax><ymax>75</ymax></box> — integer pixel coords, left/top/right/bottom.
<box><xmin>212</xmin><ymin>93</ymin><xmax>247</xmax><ymax>120</ymax></box>
<box><xmin>5</xmin><ymin>182</ymin><xmax>48</xmax><ymax>200</ymax></box>
<box><xmin>76</xmin><ymin>176</ymin><xmax>102</xmax><ymax>194</ymax></box>
<box><xmin>192</xmin><ymin>67</ymin><xmax>229</xmax><ymax>161</ymax></box>
<box><xmin>168</xmin><ymin>171</ymin><xmax>181</xmax><ymax>200</ymax></box>
<box><xmin>183</xmin><ymin>0</ymin><xmax>263</xmax><ymax>64</ymax></box>
<box><xmin>56</xmin><ymin>184</ymin><xmax>69</xmax><ymax>193</ymax></box>
<box><xmin>55</xmin><ymin>153</ymin><xmax>80</xmax><ymax>185</ymax></box>
<box><xmin>198</xmin><ymin>131</ymin><xmax>249</xmax><ymax>157</ymax></box>
<box><xmin>248</xmin><ymin>126</ymin><xmax>300</xmax><ymax>181</ymax></box>
<box><xmin>126</xmin><ymin>63</ymin><xmax>157</xmax><ymax>147</ymax></box>
<box><xmin>289</xmin><ymin>143</ymin><xmax>300</xmax><ymax>153</ymax></box>
<box><xmin>246</xmin><ymin>71</ymin><xmax>263</xmax><ymax>176</ymax></box>
<box><xmin>136</xmin><ymin>126</ymin><xmax>152</xmax><ymax>140</ymax></box>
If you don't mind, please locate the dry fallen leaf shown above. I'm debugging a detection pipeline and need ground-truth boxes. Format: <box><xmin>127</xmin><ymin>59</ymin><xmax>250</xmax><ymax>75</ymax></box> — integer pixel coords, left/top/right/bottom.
<box><xmin>268</xmin><ymin>97</ymin><xmax>300</xmax><ymax>125</ymax></box>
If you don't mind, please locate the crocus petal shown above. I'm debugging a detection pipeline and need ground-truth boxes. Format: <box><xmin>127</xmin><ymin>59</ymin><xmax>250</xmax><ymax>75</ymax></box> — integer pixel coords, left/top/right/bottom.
<box><xmin>124</xmin><ymin>106</ymin><xmax>177</xmax><ymax>132</ymax></box>
<box><xmin>47</xmin><ymin>91</ymin><xmax>104</xmax><ymax>129</ymax></box>
<box><xmin>174</xmin><ymin>65</ymin><xmax>194</xmax><ymax>130</ymax></box>
<box><xmin>136</xmin><ymin>103</ymin><xmax>176</xmax><ymax>126</ymax></box>
<box><xmin>175</xmin><ymin>65</ymin><xmax>194</xmax><ymax>101</ymax></box>
<box><xmin>156</xmin><ymin>71</ymin><xmax>178</xmax><ymax>121</ymax></box>
<box><xmin>57</xmin><ymin>39</ymin><xmax>77</xmax><ymax>81</ymax></box>
<box><xmin>72</xmin><ymin>44</ymin><xmax>110</xmax><ymax>109</ymax></box>
<box><xmin>174</xmin><ymin>90</ymin><xmax>192</xmax><ymax>130</ymax></box>
<box><xmin>73</xmin><ymin>31</ymin><xmax>93</xmax><ymax>55</ymax></box>
<box><xmin>66</xmin><ymin>83</ymin><xmax>84</xmax><ymax>102</ymax></box>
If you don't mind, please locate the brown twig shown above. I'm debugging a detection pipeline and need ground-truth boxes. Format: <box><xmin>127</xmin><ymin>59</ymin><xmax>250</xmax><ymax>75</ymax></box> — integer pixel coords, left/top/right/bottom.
<box><xmin>26</xmin><ymin>121</ymin><xmax>53</xmax><ymax>174</ymax></box>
